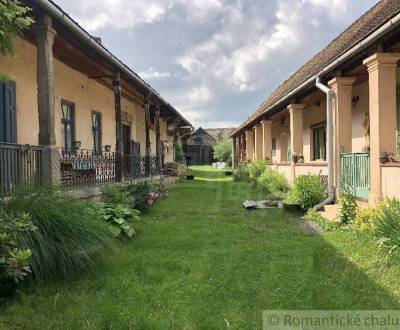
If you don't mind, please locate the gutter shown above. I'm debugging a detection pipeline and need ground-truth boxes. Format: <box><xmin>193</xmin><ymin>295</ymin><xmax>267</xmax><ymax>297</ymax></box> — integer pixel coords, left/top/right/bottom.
<box><xmin>314</xmin><ymin>78</ymin><xmax>335</xmax><ymax>210</ymax></box>
<box><xmin>33</xmin><ymin>0</ymin><xmax>192</xmax><ymax>128</ymax></box>
<box><xmin>232</xmin><ymin>10</ymin><xmax>400</xmax><ymax>137</ymax></box>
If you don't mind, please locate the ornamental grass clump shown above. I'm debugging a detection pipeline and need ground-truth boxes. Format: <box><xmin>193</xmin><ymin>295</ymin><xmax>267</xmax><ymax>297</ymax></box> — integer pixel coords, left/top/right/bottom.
<box><xmin>337</xmin><ymin>188</ymin><xmax>357</xmax><ymax>224</ymax></box>
<box><xmin>1</xmin><ymin>186</ymin><xmax>112</xmax><ymax>281</ymax></box>
<box><xmin>374</xmin><ymin>199</ymin><xmax>400</xmax><ymax>258</ymax></box>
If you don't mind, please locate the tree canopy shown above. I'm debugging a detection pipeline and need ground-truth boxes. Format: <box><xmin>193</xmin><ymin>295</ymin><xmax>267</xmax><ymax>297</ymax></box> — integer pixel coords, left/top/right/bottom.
<box><xmin>213</xmin><ymin>139</ymin><xmax>232</xmax><ymax>165</ymax></box>
<box><xmin>0</xmin><ymin>0</ymin><xmax>33</xmax><ymax>55</ymax></box>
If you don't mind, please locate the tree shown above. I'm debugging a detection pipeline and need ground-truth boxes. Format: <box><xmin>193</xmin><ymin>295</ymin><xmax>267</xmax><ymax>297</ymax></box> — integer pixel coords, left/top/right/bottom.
<box><xmin>174</xmin><ymin>141</ymin><xmax>185</xmax><ymax>164</ymax></box>
<box><xmin>213</xmin><ymin>139</ymin><xmax>232</xmax><ymax>165</ymax></box>
<box><xmin>0</xmin><ymin>0</ymin><xmax>33</xmax><ymax>55</ymax></box>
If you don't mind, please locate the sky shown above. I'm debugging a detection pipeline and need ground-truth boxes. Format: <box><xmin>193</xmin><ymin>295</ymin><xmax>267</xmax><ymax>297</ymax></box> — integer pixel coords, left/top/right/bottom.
<box><xmin>53</xmin><ymin>0</ymin><xmax>378</xmax><ymax>128</ymax></box>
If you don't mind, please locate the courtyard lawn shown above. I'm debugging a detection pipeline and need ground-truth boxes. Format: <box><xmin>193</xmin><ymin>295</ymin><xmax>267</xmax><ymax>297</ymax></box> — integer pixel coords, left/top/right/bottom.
<box><xmin>1</xmin><ymin>166</ymin><xmax>400</xmax><ymax>329</ymax></box>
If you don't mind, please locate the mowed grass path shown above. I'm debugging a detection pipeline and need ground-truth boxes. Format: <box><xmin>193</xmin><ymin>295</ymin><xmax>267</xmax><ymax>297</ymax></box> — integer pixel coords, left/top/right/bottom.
<box><xmin>1</xmin><ymin>166</ymin><xmax>400</xmax><ymax>329</ymax></box>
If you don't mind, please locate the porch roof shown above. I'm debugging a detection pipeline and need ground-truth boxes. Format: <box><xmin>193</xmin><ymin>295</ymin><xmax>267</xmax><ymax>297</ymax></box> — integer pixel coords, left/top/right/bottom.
<box><xmin>27</xmin><ymin>0</ymin><xmax>192</xmax><ymax>128</ymax></box>
<box><xmin>231</xmin><ymin>0</ymin><xmax>400</xmax><ymax>137</ymax></box>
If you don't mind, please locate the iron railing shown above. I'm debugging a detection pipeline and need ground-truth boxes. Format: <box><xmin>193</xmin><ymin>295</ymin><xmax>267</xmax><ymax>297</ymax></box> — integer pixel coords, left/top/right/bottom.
<box><xmin>1</xmin><ymin>143</ymin><xmax>165</xmax><ymax>193</ymax></box>
<box><xmin>60</xmin><ymin>149</ymin><xmax>116</xmax><ymax>189</ymax></box>
<box><xmin>0</xmin><ymin>143</ymin><xmax>45</xmax><ymax>195</ymax></box>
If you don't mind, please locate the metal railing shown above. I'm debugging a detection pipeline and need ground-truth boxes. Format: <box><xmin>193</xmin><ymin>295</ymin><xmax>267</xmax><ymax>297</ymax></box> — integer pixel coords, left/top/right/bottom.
<box><xmin>1</xmin><ymin>143</ymin><xmax>165</xmax><ymax>193</ymax></box>
<box><xmin>60</xmin><ymin>149</ymin><xmax>116</xmax><ymax>189</ymax></box>
<box><xmin>0</xmin><ymin>143</ymin><xmax>45</xmax><ymax>195</ymax></box>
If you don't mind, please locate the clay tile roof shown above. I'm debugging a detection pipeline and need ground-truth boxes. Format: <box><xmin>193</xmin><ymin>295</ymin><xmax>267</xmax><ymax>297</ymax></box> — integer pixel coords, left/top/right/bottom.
<box><xmin>232</xmin><ymin>0</ymin><xmax>400</xmax><ymax>137</ymax></box>
<box><xmin>205</xmin><ymin>128</ymin><xmax>236</xmax><ymax>142</ymax></box>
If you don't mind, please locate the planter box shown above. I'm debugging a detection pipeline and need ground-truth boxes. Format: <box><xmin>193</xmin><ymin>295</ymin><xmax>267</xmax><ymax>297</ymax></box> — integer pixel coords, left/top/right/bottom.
<box><xmin>283</xmin><ymin>203</ymin><xmax>303</xmax><ymax>213</ymax></box>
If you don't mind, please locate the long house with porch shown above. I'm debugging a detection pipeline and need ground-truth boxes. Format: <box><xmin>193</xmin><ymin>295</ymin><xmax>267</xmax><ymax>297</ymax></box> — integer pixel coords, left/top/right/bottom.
<box><xmin>0</xmin><ymin>0</ymin><xmax>192</xmax><ymax>194</ymax></box>
<box><xmin>231</xmin><ymin>0</ymin><xmax>400</xmax><ymax>205</ymax></box>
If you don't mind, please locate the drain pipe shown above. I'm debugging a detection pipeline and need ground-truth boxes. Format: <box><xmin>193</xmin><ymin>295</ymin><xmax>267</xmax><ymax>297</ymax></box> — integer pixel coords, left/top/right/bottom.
<box><xmin>314</xmin><ymin>77</ymin><xmax>335</xmax><ymax>210</ymax></box>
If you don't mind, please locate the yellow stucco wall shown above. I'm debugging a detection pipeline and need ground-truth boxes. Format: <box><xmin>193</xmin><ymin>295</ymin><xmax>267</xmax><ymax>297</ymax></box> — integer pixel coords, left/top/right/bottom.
<box><xmin>351</xmin><ymin>81</ymin><xmax>369</xmax><ymax>153</ymax></box>
<box><xmin>382</xmin><ymin>166</ymin><xmax>400</xmax><ymax>199</ymax></box>
<box><xmin>0</xmin><ymin>38</ymin><xmax>38</xmax><ymax>145</ymax></box>
<box><xmin>302</xmin><ymin>102</ymin><xmax>326</xmax><ymax>162</ymax></box>
<box><xmin>0</xmin><ymin>37</ymin><xmax>151</xmax><ymax>155</ymax></box>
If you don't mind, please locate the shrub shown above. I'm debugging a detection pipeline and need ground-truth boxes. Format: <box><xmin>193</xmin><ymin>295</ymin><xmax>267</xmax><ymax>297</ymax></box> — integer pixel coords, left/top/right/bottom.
<box><xmin>257</xmin><ymin>170</ymin><xmax>289</xmax><ymax>199</ymax></box>
<box><xmin>125</xmin><ymin>181</ymin><xmax>152</xmax><ymax>213</ymax></box>
<box><xmin>233</xmin><ymin>162</ymin><xmax>251</xmax><ymax>182</ymax></box>
<box><xmin>337</xmin><ymin>188</ymin><xmax>357</xmax><ymax>224</ymax></box>
<box><xmin>353</xmin><ymin>203</ymin><xmax>385</xmax><ymax>230</ymax></box>
<box><xmin>101</xmin><ymin>204</ymin><xmax>141</xmax><ymax>239</ymax></box>
<box><xmin>0</xmin><ymin>212</ymin><xmax>36</xmax><ymax>284</ymax></box>
<box><xmin>2</xmin><ymin>187</ymin><xmax>112</xmax><ymax>281</ymax></box>
<box><xmin>213</xmin><ymin>139</ymin><xmax>232</xmax><ymax>166</ymax></box>
<box><xmin>374</xmin><ymin>199</ymin><xmax>400</xmax><ymax>258</ymax></box>
<box><xmin>284</xmin><ymin>175</ymin><xmax>325</xmax><ymax>210</ymax></box>
<box><xmin>151</xmin><ymin>180</ymin><xmax>168</xmax><ymax>199</ymax></box>
<box><xmin>304</xmin><ymin>209</ymin><xmax>340</xmax><ymax>232</ymax></box>
<box><xmin>249</xmin><ymin>160</ymin><xmax>269</xmax><ymax>186</ymax></box>
<box><xmin>102</xmin><ymin>183</ymin><xmax>132</xmax><ymax>207</ymax></box>
<box><xmin>174</xmin><ymin>142</ymin><xmax>185</xmax><ymax>164</ymax></box>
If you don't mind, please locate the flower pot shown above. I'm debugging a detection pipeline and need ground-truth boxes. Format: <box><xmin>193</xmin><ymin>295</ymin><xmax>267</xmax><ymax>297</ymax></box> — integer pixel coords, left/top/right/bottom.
<box><xmin>0</xmin><ymin>278</ymin><xmax>17</xmax><ymax>300</ymax></box>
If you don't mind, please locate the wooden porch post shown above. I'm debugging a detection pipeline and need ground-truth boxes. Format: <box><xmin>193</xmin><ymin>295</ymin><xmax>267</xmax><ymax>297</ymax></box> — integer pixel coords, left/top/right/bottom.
<box><xmin>113</xmin><ymin>71</ymin><xmax>123</xmax><ymax>182</ymax></box>
<box><xmin>155</xmin><ymin>104</ymin><xmax>162</xmax><ymax>174</ymax></box>
<box><xmin>232</xmin><ymin>136</ymin><xmax>237</xmax><ymax>170</ymax></box>
<box><xmin>144</xmin><ymin>98</ymin><xmax>151</xmax><ymax>177</ymax></box>
<box><xmin>35</xmin><ymin>14</ymin><xmax>60</xmax><ymax>186</ymax></box>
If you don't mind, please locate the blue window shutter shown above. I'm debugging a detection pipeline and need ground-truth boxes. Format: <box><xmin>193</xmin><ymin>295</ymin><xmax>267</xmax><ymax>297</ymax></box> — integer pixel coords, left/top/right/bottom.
<box><xmin>4</xmin><ymin>81</ymin><xmax>17</xmax><ymax>143</ymax></box>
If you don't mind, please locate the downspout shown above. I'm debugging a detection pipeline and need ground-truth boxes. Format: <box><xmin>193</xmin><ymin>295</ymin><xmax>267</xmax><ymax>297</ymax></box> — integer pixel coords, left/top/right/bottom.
<box><xmin>314</xmin><ymin>77</ymin><xmax>335</xmax><ymax>210</ymax></box>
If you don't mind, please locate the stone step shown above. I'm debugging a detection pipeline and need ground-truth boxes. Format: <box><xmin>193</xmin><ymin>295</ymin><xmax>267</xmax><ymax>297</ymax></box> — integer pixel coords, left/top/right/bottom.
<box><xmin>319</xmin><ymin>204</ymin><xmax>340</xmax><ymax>221</ymax></box>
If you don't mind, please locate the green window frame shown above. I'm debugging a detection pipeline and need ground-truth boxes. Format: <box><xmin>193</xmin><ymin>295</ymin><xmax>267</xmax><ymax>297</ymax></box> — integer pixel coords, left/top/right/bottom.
<box><xmin>312</xmin><ymin>123</ymin><xmax>326</xmax><ymax>161</ymax></box>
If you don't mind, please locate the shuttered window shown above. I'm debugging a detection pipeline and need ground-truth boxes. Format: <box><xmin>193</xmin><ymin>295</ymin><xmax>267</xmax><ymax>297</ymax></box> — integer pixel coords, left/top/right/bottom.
<box><xmin>61</xmin><ymin>100</ymin><xmax>75</xmax><ymax>152</ymax></box>
<box><xmin>0</xmin><ymin>80</ymin><xmax>17</xmax><ymax>143</ymax></box>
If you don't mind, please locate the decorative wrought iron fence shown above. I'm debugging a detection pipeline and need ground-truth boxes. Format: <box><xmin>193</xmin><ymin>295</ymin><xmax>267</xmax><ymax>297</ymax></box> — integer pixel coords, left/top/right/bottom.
<box><xmin>60</xmin><ymin>149</ymin><xmax>116</xmax><ymax>189</ymax></box>
<box><xmin>0</xmin><ymin>143</ymin><xmax>45</xmax><ymax>195</ymax></box>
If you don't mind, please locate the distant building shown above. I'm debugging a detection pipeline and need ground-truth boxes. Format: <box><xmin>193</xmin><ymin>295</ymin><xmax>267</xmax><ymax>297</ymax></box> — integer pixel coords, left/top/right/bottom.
<box><xmin>181</xmin><ymin>128</ymin><xmax>216</xmax><ymax>165</ymax></box>
<box><xmin>205</xmin><ymin>128</ymin><xmax>236</xmax><ymax>143</ymax></box>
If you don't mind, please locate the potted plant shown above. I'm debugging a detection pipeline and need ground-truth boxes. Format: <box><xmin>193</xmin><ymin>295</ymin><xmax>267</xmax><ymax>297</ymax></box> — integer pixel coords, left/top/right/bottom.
<box><xmin>72</xmin><ymin>140</ymin><xmax>82</xmax><ymax>151</ymax></box>
<box><xmin>292</xmin><ymin>152</ymin><xmax>304</xmax><ymax>164</ymax></box>
<box><xmin>379</xmin><ymin>152</ymin><xmax>396</xmax><ymax>164</ymax></box>
<box><xmin>282</xmin><ymin>191</ymin><xmax>302</xmax><ymax>213</ymax></box>
<box><xmin>0</xmin><ymin>212</ymin><xmax>36</xmax><ymax>301</ymax></box>
<box><xmin>104</xmin><ymin>145</ymin><xmax>112</xmax><ymax>153</ymax></box>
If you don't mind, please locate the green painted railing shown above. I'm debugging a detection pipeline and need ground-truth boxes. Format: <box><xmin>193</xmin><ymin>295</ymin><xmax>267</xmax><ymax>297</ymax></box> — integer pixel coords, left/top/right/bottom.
<box><xmin>340</xmin><ymin>152</ymin><xmax>370</xmax><ymax>199</ymax></box>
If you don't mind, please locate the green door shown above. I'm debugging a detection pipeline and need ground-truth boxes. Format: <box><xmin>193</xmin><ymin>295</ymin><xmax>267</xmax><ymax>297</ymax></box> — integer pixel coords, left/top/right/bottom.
<box><xmin>340</xmin><ymin>152</ymin><xmax>370</xmax><ymax>199</ymax></box>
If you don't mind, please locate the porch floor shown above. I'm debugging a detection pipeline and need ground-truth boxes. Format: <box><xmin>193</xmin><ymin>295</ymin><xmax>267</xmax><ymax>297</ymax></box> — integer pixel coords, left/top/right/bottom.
<box><xmin>1</xmin><ymin>166</ymin><xmax>400</xmax><ymax>328</ymax></box>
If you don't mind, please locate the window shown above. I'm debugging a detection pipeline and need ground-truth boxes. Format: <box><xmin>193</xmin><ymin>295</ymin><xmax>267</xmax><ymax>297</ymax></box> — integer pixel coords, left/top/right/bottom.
<box><xmin>272</xmin><ymin>138</ymin><xmax>277</xmax><ymax>157</ymax></box>
<box><xmin>312</xmin><ymin>124</ymin><xmax>326</xmax><ymax>161</ymax></box>
<box><xmin>0</xmin><ymin>80</ymin><xmax>17</xmax><ymax>143</ymax></box>
<box><xmin>61</xmin><ymin>100</ymin><xmax>75</xmax><ymax>152</ymax></box>
<box><xmin>91</xmin><ymin>111</ymin><xmax>102</xmax><ymax>153</ymax></box>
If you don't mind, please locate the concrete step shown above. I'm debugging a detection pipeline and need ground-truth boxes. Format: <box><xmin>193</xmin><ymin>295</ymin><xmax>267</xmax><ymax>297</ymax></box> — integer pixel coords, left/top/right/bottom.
<box><xmin>319</xmin><ymin>204</ymin><xmax>340</xmax><ymax>221</ymax></box>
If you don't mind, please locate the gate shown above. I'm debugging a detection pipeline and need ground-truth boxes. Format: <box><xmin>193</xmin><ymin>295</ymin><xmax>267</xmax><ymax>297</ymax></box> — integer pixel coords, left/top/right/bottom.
<box><xmin>340</xmin><ymin>152</ymin><xmax>370</xmax><ymax>199</ymax></box>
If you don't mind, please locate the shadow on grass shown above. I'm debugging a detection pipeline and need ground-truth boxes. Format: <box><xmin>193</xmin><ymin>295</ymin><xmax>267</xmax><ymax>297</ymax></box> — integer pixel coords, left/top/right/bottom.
<box><xmin>188</xmin><ymin>165</ymin><xmax>233</xmax><ymax>182</ymax></box>
<box><xmin>0</xmin><ymin>166</ymin><xmax>399</xmax><ymax>329</ymax></box>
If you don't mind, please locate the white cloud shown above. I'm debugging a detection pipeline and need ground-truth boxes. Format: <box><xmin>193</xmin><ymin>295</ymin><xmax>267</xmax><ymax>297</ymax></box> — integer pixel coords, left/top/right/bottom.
<box><xmin>55</xmin><ymin>0</ymin><xmax>378</xmax><ymax>127</ymax></box>
<box><xmin>138</xmin><ymin>67</ymin><xmax>171</xmax><ymax>80</ymax></box>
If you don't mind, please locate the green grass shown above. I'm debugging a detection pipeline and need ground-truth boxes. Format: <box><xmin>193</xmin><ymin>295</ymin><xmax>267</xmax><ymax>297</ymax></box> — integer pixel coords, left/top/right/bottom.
<box><xmin>1</xmin><ymin>166</ymin><xmax>400</xmax><ymax>329</ymax></box>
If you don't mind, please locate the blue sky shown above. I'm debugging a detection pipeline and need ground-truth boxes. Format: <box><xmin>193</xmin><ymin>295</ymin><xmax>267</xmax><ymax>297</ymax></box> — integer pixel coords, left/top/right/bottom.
<box><xmin>54</xmin><ymin>0</ymin><xmax>378</xmax><ymax>128</ymax></box>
